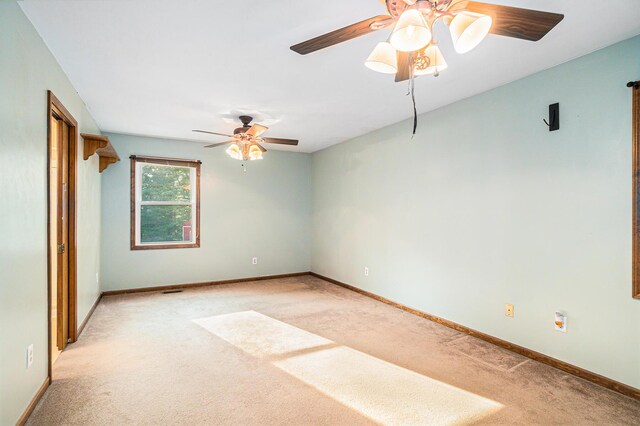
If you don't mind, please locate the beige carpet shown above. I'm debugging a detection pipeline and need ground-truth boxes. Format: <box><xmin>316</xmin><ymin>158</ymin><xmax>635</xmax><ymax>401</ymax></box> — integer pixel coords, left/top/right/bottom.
<box><xmin>194</xmin><ymin>310</ymin><xmax>502</xmax><ymax>425</ymax></box>
<box><xmin>27</xmin><ymin>276</ymin><xmax>639</xmax><ymax>425</ymax></box>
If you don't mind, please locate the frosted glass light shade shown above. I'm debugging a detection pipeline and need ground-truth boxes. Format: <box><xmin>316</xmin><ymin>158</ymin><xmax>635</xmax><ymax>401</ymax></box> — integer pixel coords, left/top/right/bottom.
<box><xmin>390</xmin><ymin>9</ymin><xmax>431</xmax><ymax>52</ymax></box>
<box><xmin>249</xmin><ymin>144</ymin><xmax>263</xmax><ymax>161</ymax></box>
<box><xmin>414</xmin><ymin>45</ymin><xmax>448</xmax><ymax>76</ymax></box>
<box><xmin>365</xmin><ymin>42</ymin><xmax>398</xmax><ymax>74</ymax></box>
<box><xmin>226</xmin><ymin>143</ymin><xmax>242</xmax><ymax>160</ymax></box>
<box><xmin>450</xmin><ymin>12</ymin><xmax>492</xmax><ymax>54</ymax></box>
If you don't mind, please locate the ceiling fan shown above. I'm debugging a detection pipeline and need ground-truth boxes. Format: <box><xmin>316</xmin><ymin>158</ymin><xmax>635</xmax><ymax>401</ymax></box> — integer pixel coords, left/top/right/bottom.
<box><xmin>290</xmin><ymin>0</ymin><xmax>564</xmax><ymax>81</ymax></box>
<box><xmin>193</xmin><ymin>116</ymin><xmax>298</xmax><ymax>161</ymax></box>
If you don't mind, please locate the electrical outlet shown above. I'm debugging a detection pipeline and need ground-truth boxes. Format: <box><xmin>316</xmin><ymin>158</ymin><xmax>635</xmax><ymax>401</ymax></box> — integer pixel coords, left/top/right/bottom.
<box><xmin>27</xmin><ymin>344</ymin><xmax>33</xmax><ymax>368</ymax></box>
<box><xmin>505</xmin><ymin>304</ymin><xmax>514</xmax><ymax>318</ymax></box>
<box><xmin>95</xmin><ymin>272</ymin><xmax>99</xmax><ymax>284</ymax></box>
<box><xmin>364</xmin><ymin>267</ymin><xmax>369</xmax><ymax>277</ymax></box>
<box><xmin>555</xmin><ymin>312</ymin><xmax>567</xmax><ymax>332</ymax></box>
<box><xmin>252</xmin><ymin>257</ymin><xmax>258</xmax><ymax>265</ymax></box>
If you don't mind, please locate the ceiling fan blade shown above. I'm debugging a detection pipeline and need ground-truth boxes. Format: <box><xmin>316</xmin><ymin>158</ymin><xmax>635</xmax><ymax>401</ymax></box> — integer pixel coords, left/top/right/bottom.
<box><xmin>246</xmin><ymin>124</ymin><xmax>268</xmax><ymax>137</ymax></box>
<box><xmin>291</xmin><ymin>15</ymin><xmax>393</xmax><ymax>55</ymax></box>
<box><xmin>262</xmin><ymin>137</ymin><xmax>299</xmax><ymax>146</ymax></box>
<box><xmin>204</xmin><ymin>141</ymin><xmax>233</xmax><ymax>148</ymax></box>
<box><xmin>255</xmin><ymin>143</ymin><xmax>267</xmax><ymax>153</ymax></box>
<box><xmin>464</xmin><ymin>2</ymin><xmax>564</xmax><ymax>41</ymax></box>
<box><xmin>193</xmin><ymin>129</ymin><xmax>234</xmax><ymax>137</ymax></box>
<box><xmin>395</xmin><ymin>51</ymin><xmax>411</xmax><ymax>83</ymax></box>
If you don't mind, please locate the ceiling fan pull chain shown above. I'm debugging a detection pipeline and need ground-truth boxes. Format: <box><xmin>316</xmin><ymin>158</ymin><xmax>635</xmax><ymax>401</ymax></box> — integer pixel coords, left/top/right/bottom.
<box><xmin>408</xmin><ymin>54</ymin><xmax>418</xmax><ymax>137</ymax></box>
<box><xmin>411</xmin><ymin>85</ymin><xmax>418</xmax><ymax>137</ymax></box>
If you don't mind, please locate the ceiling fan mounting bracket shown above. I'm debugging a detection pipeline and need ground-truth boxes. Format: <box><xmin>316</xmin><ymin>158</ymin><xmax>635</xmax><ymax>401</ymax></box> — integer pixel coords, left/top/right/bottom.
<box><xmin>239</xmin><ymin>115</ymin><xmax>254</xmax><ymax>126</ymax></box>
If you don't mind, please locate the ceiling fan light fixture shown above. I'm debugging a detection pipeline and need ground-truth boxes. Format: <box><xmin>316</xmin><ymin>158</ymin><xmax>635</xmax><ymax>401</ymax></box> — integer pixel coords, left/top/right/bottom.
<box><xmin>365</xmin><ymin>42</ymin><xmax>398</xmax><ymax>74</ymax></box>
<box><xmin>249</xmin><ymin>144</ymin><xmax>263</xmax><ymax>161</ymax></box>
<box><xmin>390</xmin><ymin>9</ymin><xmax>431</xmax><ymax>53</ymax></box>
<box><xmin>225</xmin><ymin>143</ymin><xmax>243</xmax><ymax>160</ymax></box>
<box><xmin>414</xmin><ymin>44</ymin><xmax>448</xmax><ymax>76</ymax></box>
<box><xmin>450</xmin><ymin>12</ymin><xmax>492</xmax><ymax>54</ymax></box>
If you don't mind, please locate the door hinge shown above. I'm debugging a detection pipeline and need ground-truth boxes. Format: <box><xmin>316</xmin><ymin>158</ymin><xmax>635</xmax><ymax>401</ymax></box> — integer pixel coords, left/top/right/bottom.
<box><xmin>57</xmin><ymin>243</ymin><xmax>65</xmax><ymax>254</ymax></box>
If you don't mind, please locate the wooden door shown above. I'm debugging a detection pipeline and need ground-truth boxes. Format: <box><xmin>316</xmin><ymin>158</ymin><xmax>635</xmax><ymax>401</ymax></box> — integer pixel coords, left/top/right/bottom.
<box><xmin>52</xmin><ymin>114</ymin><xmax>70</xmax><ymax>351</ymax></box>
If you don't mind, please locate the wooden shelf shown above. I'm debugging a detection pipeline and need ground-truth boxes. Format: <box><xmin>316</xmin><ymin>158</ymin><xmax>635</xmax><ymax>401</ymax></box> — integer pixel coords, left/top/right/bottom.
<box><xmin>81</xmin><ymin>133</ymin><xmax>120</xmax><ymax>173</ymax></box>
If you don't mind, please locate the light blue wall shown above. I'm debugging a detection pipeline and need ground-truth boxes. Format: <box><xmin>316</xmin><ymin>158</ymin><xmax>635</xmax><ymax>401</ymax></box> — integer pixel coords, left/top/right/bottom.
<box><xmin>101</xmin><ymin>133</ymin><xmax>311</xmax><ymax>291</ymax></box>
<box><xmin>311</xmin><ymin>36</ymin><xmax>640</xmax><ymax>388</ymax></box>
<box><xmin>0</xmin><ymin>2</ymin><xmax>103</xmax><ymax>424</ymax></box>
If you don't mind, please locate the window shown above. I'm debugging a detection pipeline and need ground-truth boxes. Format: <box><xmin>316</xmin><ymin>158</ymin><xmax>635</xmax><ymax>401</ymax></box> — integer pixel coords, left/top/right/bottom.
<box><xmin>130</xmin><ymin>156</ymin><xmax>201</xmax><ymax>250</ymax></box>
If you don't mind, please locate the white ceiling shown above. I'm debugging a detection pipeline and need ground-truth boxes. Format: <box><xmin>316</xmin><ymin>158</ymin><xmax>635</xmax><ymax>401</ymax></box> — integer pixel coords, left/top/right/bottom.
<box><xmin>20</xmin><ymin>0</ymin><xmax>640</xmax><ymax>153</ymax></box>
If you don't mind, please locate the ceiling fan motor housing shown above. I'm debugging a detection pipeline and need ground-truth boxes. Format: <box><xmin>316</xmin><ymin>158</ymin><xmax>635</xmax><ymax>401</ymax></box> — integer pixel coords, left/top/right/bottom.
<box><xmin>235</xmin><ymin>115</ymin><xmax>254</xmax><ymax>134</ymax></box>
<box><xmin>234</xmin><ymin>126</ymin><xmax>251</xmax><ymax>135</ymax></box>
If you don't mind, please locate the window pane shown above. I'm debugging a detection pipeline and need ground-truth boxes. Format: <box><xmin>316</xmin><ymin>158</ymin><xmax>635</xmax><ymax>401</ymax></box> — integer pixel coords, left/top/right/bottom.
<box><xmin>140</xmin><ymin>205</ymin><xmax>193</xmax><ymax>243</ymax></box>
<box><xmin>141</xmin><ymin>165</ymin><xmax>191</xmax><ymax>202</ymax></box>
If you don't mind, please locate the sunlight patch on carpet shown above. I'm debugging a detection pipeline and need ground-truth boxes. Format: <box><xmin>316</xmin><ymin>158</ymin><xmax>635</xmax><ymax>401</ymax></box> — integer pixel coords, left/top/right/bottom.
<box><xmin>194</xmin><ymin>311</ymin><xmax>503</xmax><ymax>425</ymax></box>
<box><xmin>193</xmin><ymin>310</ymin><xmax>330</xmax><ymax>357</ymax></box>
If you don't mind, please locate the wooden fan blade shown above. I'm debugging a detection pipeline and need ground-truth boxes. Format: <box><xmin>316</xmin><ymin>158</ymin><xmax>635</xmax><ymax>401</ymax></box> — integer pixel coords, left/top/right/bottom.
<box><xmin>263</xmin><ymin>138</ymin><xmax>299</xmax><ymax>146</ymax></box>
<box><xmin>193</xmin><ymin>129</ymin><xmax>234</xmax><ymax>137</ymax></box>
<box><xmin>395</xmin><ymin>51</ymin><xmax>411</xmax><ymax>83</ymax></box>
<box><xmin>204</xmin><ymin>141</ymin><xmax>233</xmax><ymax>148</ymax></box>
<box><xmin>256</xmin><ymin>143</ymin><xmax>267</xmax><ymax>153</ymax></box>
<box><xmin>291</xmin><ymin>15</ymin><xmax>392</xmax><ymax>55</ymax></box>
<box><xmin>464</xmin><ymin>2</ymin><xmax>564</xmax><ymax>41</ymax></box>
<box><xmin>246</xmin><ymin>124</ymin><xmax>268</xmax><ymax>137</ymax></box>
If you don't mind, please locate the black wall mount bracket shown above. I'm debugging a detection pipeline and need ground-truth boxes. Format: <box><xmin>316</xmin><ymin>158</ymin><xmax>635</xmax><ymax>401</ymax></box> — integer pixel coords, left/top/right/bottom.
<box><xmin>544</xmin><ymin>103</ymin><xmax>560</xmax><ymax>131</ymax></box>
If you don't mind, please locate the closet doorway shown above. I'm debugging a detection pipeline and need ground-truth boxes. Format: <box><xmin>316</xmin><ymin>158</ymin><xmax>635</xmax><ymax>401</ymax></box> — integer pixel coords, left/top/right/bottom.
<box><xmin>47</xmin><ymin>91</ymin><xmax>78</xmax><ymax>375</ymax></box>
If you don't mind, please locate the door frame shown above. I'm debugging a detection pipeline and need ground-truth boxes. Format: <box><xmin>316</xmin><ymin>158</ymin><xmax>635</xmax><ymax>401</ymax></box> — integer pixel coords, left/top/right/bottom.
<box><xmin>46</xmin><ymin>91</ymin><xmax>78</xmax><ymax>378</ymax></box>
